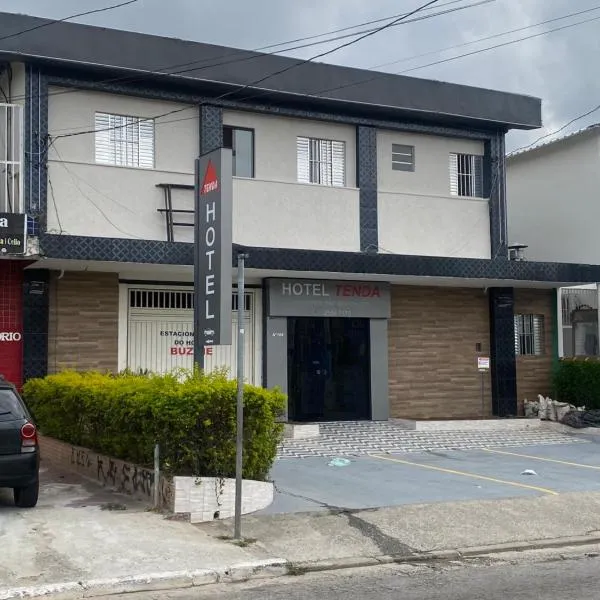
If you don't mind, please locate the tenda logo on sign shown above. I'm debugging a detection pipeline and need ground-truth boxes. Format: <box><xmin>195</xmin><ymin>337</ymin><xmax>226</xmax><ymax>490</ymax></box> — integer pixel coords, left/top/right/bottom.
<box><xmin>200</xmin><ymin>160</ymin><xmax>219</xmax><ymax>195</ymax></box>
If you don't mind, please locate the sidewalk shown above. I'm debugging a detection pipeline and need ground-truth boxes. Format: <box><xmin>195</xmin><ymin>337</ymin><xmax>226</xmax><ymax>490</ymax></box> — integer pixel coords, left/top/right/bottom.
<box><xmin>0</xmin><ymin>467</ymin><xmax>286</xmax><ymax>599</ymax></box>
<box><xmin>4</xmin><ymin>455</ymin><xmax>600</xmax><ymax>598</ymax></box>
<box><xmin>201</xmin><ymin>490</ymin><xmax>600</xmax><ymax>565</ymax></box>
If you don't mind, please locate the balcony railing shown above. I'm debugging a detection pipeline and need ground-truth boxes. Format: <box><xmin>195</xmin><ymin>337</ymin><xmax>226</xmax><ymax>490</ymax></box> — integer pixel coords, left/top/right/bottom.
<box><xmin>156</xmin><ymin>182</ymin><xmax>194</xmax><ymax>242</ymax></box>
<box><xmin>0</xmin><ymin>103</ymin><xmax>24</xmax><ymax>214</ymax></box>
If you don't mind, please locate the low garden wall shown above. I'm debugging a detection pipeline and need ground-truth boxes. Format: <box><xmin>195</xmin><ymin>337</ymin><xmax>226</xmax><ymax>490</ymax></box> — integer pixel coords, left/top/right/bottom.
<box><xmin>26</xmin><ymin>370</ymin><xmax>284</xmax><ymax>523</ymax></box>
<box><xmin>39</xmin><ymin>435</ymin><xmax>175</xmax><ymax>510</ymax></box>
<box><xmin>40</xmin><ymin>435</ymin><xmax>275</xmax><ymax>522</ymax></box>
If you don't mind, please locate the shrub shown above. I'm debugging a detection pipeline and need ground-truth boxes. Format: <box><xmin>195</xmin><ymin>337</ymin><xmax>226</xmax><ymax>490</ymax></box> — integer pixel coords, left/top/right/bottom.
<box><xmin>23</xmin><ymin>370</ymin><xmax>285</xmax><ymax>481</ymax></box>
<box><xmin>553</xmin><ymin>358</ymin><xmax>600</xmax><ymax>410</ymax></box>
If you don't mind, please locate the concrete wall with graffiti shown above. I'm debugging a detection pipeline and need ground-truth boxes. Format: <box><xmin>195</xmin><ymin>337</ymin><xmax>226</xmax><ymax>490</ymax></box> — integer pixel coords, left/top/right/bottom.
<box><xmin>39</xmin><ymin>435</ymin><xmax>275</xmax><ymax>522</ymax></box>
<box><xmin>40</xmin><ymin>435</ymin><xmax>174</xmax><ymax>510</ymax></box>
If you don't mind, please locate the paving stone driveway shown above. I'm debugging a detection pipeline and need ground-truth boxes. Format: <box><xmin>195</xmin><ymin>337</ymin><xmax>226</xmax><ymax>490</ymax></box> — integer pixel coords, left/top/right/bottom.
<box><xmin>277</xmin><ymin>421</ymin><xmax>586</xmax><ymax>459</ymax></box>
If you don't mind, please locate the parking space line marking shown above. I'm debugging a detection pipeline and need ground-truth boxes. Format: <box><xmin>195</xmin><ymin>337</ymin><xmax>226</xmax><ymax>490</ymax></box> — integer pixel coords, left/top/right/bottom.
<box><xmin>482</xmin><ymin>447</ymin><xmax>600</xmax><ymax>470</ymax></box>
<box><xmin>368</xmin><ymin>453</ymin><xmax>559</xmax><ymax>495</ymax></box>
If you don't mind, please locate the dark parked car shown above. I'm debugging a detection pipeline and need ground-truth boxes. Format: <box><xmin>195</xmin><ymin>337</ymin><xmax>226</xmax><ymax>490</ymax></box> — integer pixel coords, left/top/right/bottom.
<box><xmin>0</xmin><ymin>375</ymin><xmax>39</xmax><ymax>507</ymax></box>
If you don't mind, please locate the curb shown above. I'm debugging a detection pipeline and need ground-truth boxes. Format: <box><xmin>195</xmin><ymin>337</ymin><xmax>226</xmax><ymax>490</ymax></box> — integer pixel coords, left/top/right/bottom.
<box><xmin>3</xmin><ymin>535</ymin><xmax>600</xmax><ymax>598</ymax></box>
<box><xmin>0</xmin><ymin>559</ymin><xmax>288</xmax><ymax>599</ymax></box>
<box><xmin>538</xmin><ymin>421</ymin><xmax>600</xmax><ymax>436</ymax></box>
<box><xmin>293</xmin><ymin>534</ymin><xmax>600</xmax><ymax>574</ymax></box>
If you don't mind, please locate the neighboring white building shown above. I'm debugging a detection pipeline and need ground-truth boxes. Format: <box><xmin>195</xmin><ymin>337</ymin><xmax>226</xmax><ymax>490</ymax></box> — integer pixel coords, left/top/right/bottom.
<box><xmin>507</xmin><ymin>125</ymin><xmax>600</xmax><ymax>357</ymax></box>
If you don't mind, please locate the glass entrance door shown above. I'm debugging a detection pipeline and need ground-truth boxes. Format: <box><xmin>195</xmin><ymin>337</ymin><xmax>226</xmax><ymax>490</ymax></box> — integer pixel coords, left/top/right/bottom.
<box><xmin>287</xmin><ymin>317</ymin><xmax>371</xmax><ymax>422</ymax></box>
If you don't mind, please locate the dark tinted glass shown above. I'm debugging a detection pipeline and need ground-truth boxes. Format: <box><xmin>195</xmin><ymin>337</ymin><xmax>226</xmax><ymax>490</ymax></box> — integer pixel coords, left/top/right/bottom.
<box><xmin>0</xmin><ymin>389</ymin><xmax>27</xmax><ymax>422</ymax></box>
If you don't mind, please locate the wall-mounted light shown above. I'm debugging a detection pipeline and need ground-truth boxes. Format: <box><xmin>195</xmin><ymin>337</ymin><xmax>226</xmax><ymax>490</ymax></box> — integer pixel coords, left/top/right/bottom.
<box><xmin>508</xmin><ymin>243</ymin><xmax>528</xmax><ymax>261</ymax></box>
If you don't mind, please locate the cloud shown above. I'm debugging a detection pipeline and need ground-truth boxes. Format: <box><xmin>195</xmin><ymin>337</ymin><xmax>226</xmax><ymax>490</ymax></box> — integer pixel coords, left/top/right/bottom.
<box><xmin>1</xmin><ymin>0</ymin><xmax>599</xmax><ymax>149</ymax></box>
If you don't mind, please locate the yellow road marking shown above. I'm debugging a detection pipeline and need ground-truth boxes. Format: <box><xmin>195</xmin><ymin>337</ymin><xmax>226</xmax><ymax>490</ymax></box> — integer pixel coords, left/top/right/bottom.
<box><xmin>482</xmin><ymin>447</ymin><xmax>600</xmax><ymax>470</ymax></box>
<box><xmin>368</xmin><ymin>453</ymin><xmax>559</xmax><ymax>496</ymax></box>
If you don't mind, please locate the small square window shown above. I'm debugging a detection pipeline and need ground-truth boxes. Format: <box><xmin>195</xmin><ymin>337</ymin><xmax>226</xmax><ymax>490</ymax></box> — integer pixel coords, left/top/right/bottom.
<box><xmin>392</xmin><ymin>144</ymin><xmax>415</xmax><ymax>172</ymax></box>
<box><xmin>449</xmin><ymin>153</ymin><xmax>483</xmax><ymax>197</ymax></box>
<box><xmin>514</xmin><ymin>314</ymin><xmax>545</xmax><ymax>356</ymax></box>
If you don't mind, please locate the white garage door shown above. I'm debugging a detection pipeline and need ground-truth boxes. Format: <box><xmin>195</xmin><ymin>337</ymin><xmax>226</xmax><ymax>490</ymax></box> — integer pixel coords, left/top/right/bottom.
<box><xmin>126</xmin><ymin>288</ymin><xmax>258</xmax><ymax>384</ymax></box>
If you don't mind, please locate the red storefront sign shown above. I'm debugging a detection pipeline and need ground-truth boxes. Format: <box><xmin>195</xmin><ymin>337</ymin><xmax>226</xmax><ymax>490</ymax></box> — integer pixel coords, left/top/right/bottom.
<box><xmin>0</xmin><ymin>261</ymin><xmax>24</xmax><ymax>387</ymax></box>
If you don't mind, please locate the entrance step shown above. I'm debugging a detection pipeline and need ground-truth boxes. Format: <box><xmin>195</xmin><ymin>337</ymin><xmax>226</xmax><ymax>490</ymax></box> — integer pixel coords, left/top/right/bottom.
<box><xmin>283</xmin><ymin>423</ymin><xmax>320</xmax><ymax>440</ymax></box>
<box><xmin>392</xmin><ymin>418</ymin><xmax>539</xmax><ymax>432</ymax></box>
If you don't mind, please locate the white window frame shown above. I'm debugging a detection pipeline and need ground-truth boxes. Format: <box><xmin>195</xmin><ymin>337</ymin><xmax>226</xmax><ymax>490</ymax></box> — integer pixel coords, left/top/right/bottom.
<box><xmin>0</xmin><ymin>103</ymin><xmax>24</xmax><ymax>213</ymax></box>
<box><xmin>514</xmin><ymin>314</ymin><xmax>545</xmax><ymax>356</ymax></box>
<box><xmin>95</xmin><ymin>112</ymin><xmax>155</xmax><ymax>169</ymax></box>
<box><xmin>449</xmin><ymin>152</ymin><xmax>483</xmax><ymax>198</ymax></box>
<box><xmin>297</xmin><ymin>136</ymin><xmax>346</xmax><ymax>187</ymax></box>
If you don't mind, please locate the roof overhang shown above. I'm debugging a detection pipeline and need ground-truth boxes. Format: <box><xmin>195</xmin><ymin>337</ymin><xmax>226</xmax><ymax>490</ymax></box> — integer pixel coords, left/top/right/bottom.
<box><xmin>0</xmin><ymin>11</ymin><xmax>542</xmax><ymax>131</ymax></box>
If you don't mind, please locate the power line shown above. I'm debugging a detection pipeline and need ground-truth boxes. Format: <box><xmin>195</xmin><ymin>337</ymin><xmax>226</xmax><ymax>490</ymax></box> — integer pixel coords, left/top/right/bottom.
<box><xmin>126</xmin><ymin>0</ymin><xmax>488</xmax><ymax>83</ymax></box>
<box><xmin>369</xmin><ymin>3</ymin><xmax>600</xmax><ymax>71</ymax></box>
<box><xmin>52</xmin><ymin>3</ymin><xmax>600</xmax><ymax>139</ymax></box>
<box><xmin>52</xmin><ymin>146</ymin><xmax>146</xmax><ymax>239</ymax></box>
<box><xmin>258</xmin><ymin>0</ymin><xmax>471</xmax><ymax>52</ymax></box>
<box><xmin>6</xmin><ymin>0</ymin><xmax>482</xmax><ymax>105</ymax></box>
<box><xmin>47</xmin><ymin>174</ymin><xmax>64</xmax><ymax>235</ymax></box>
<box><xmin>230</xmin><ymin>0</ymin><xmax>443</xmax><ymax>95</ymax></box>
<box><xmin>305</xmin><ymin>7</ymin><xmax>600</xmax><ymax>100</ymax></box>
<box><xmin>399</xmin><ymin>13</ymin><xmax>600</xmax><ymax>75</ymax></box>
<box><xmin>0</xmin><ymin>0</ymin><xmax>140</xmax><ymax>43</ymax></box>
<box><xmin>507</xmin><ymin>104</ymin><xmax>600</xmax><ymax>156</ymax></box>
<box><xmin>51</xmin><ymin>0</ymin><xmax>445</xmax><ymax>142</ymax></box>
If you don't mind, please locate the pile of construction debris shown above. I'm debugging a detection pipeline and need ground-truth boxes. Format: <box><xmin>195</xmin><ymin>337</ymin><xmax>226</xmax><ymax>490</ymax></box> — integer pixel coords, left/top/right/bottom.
<box><xmin>524</xmin><ymin>395</ymin><xmax>600</xmax><ymax>429</ymax></box>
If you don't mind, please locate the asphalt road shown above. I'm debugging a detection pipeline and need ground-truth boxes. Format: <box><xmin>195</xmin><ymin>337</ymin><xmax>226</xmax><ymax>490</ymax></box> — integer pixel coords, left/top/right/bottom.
<box><xmin>104</xmin><ymin>548</ymin><xmax>600</xmax><ymax>600</ymax></box>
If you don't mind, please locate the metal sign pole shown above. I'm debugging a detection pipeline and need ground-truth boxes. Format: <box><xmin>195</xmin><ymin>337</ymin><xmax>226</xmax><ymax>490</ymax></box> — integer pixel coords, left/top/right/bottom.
<box><xmin>234</xmin><ymin>252</ymin><xmax>247</xmax><ymax>540</ymax></box>
<box><xmin>481</xmin><ymin>372</ymin><xmax>485</xmax><ymax>418</ymax></box>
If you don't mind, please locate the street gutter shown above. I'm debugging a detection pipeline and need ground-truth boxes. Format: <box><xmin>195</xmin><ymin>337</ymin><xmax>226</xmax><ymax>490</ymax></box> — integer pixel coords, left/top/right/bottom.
<box><xmin>4</xmin><ymin>535</ymin><xmax>600</xmax><ymax>599</ymax></box>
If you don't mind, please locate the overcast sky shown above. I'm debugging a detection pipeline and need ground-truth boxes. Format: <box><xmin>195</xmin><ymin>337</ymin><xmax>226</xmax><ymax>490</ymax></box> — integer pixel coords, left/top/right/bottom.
<box><xmin>1</xmin><ymin>0</ymin><xmax>599</xmax><ymax>151</ymax></box>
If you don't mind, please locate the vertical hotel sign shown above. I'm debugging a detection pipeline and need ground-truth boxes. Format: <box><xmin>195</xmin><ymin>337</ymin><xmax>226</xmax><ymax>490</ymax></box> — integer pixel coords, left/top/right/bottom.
<box><xmin>194</xmin><ymin>148</ymin><xmax>233</xmax><ymax>357</ymax></box>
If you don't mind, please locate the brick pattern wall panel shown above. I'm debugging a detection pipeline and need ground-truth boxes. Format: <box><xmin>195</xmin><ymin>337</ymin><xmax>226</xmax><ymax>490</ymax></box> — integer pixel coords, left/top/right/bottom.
<box><xmin>514</xmin><ymin>289</ymin><xmax>554</xmax><ymax>409</ymax></box>
<box><xmin>0</xmin><ymin>261</ymin><xmax>25</xmax><ymax>387</ymax></box>
<box><xmin>200</xmin><ymin>105</ymin><xmax>223</xmax><ymax>154</ymax></box>
<box><xmin>23</xmin><ymin>269</ymin><xmax>50</xmax><ymax>381</ymax></box>
<box><xmin>48</xmin><ymin>272</ymin><xmax>119</xmax><ymax>373</ymax></box>
<box><xmin>356</xmin><ymin>125</ymin><xmax>378</xmax><ymax>251</ymax></box>
<box><xmin>388</xmin><ymin>286</ymin><xmax>491</xmax><ymax>420</ymax></box>
<box><xmin>488</xmin><ymin>287</ymin><xmax>517</xmax><ymax>417</ymax></box>
<box><xmin>484</xmin><ymin>133</ymin><xmax>507</xmax><ymax>259</ymax></box>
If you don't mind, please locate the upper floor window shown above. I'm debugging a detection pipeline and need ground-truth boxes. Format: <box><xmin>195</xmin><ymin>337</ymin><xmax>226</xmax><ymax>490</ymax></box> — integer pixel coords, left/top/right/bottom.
<box><xmin>392</xmin><ymin>144</ymin><xmax>415</xmax><ymax>172</ymax></box>
<box><xmin>95</xmin><ymin>112</ymin><xmax>154</xmax><ymax>169</ymax></box>
<box><xmin>297</xmin><ymin>137</ymin><xmax>345</xmax><ymax>187</ymax></box>
<box><xmin>449</xmin><ymin>153</ymin><xmax>483</xmax><ymax>198</ymax></box>
<box><xmin>223</xmin><ymin>126</ymin><xmax>254</xmax><ymax>178</ymax></box>
<box><xmin>514</xmin><ymin>314</ymin><xmax>545</xmax><ymax>356</ymax></box>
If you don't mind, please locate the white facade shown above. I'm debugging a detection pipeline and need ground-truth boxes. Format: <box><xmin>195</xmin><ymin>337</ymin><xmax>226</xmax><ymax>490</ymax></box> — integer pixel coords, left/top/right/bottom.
<box><xmin>507</xmin><ymin>127</ymin><xmax>600</xmax><ymax>264</ymax></box>
<box><xmin>46</xmin><ymin>89</ymin><xmax>362</xmax><ymax>251</ymax></box>
<box><xmin>377</xmin><ymin>130</ymin><xmax>490</xmax><ymax>259</ymax></box>
<box><xmin>42</xmin><ymin>84</ymin><xmax>489</xmax><ymax>257</ymax></box>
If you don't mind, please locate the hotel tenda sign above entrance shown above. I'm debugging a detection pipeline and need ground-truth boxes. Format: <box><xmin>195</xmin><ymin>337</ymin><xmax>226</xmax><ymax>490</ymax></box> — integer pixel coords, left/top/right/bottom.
<box><xmin>267</xmin><ymin>278</ymin><xmax>390</xmax><ymax>319</ymax></box>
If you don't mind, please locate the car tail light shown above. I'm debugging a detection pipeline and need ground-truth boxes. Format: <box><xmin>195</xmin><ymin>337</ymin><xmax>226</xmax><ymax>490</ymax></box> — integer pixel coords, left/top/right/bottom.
<box><xmin>20</xmin><ymin>422</ymin><xmax>38</xmax><ymax>453</ymax></box>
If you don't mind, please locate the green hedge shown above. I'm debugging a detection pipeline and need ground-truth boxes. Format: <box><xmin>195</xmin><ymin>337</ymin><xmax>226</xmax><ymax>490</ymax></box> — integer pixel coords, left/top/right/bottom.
<box><xmin>23</xmin><ymin>370</ymin><xmax>286</xmax><ymax>481</ymax></box>
<box><xmin>553</xmin><ymin>358</ymin><xmax>600</xmax><ymax>410</ymax></box>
